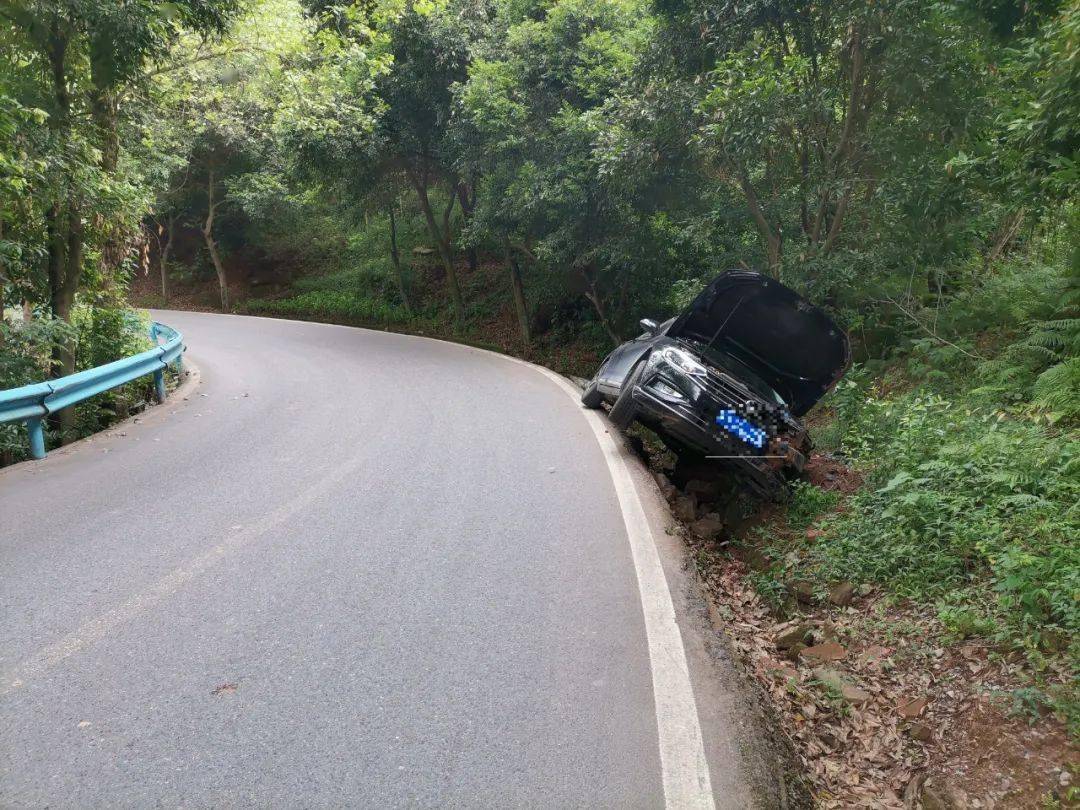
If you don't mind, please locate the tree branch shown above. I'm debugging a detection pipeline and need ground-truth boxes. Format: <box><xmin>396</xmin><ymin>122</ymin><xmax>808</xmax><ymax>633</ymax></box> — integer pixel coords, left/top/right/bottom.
<box><xmin>440</xmin><ymin>184</ymin><xmax>456</xmax><ymax>246</ymax></box>
<box><xmin>821</xmin><ymin>181</ymin><xmax>855</xmax><ymax>254</ymax></box>
<box><xmin>735</xmin><ymin>168</ymin><xmax>782</xmax><ymax>275</ymax></box>
<box><xmin>876</xmin><ymin>296</ymin><xmax>985</xmax><ymax>360</ymax></box>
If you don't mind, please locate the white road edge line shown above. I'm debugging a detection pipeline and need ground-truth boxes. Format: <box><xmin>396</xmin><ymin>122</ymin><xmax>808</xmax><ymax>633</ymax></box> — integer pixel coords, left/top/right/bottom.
<box><xmin>505</xmin><ymin>359</ymin><xmax>716</xmax><ymax>810</ymax></box>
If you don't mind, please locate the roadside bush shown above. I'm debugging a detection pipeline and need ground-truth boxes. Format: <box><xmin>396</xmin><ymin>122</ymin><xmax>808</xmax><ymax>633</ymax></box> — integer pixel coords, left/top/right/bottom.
<box><xmin>69</xmin><ymin>301</ymin><xmax>156</xmax><ymax>438</ymax></box>
<box><xmin>71</xmin><ymin>301</ymin><xmax>152</xmax><ymax>371</ymax></box>
<box><xmin>0</xmin><ymin>317</ymin><xmax>76</xmax><ymax>458</ymax></box>
<box><xmin>0</xmin><ymin>316</ymin><xmax>76</xmax><ymax>388</ymax></box>
<box><xmin>819</xmin><ymin>392</ymin><xmax>1078</xmax><ymax>620</ymax></box>
<box><xmin>808</xmin><ymin>384</ymin><xmax>1079</xmax><ymax>713</ymax></box>
<box><xmin>778</xmin><ymin>238</ymin><xmax>1080</xmax><ymax>733</ymax></box>
<box><xmin>785</xmin><ymin>482</ymin><xmax>840</xmax><ymax>531</ymax></box>
<box><xmin>0</xmin><ymin>302</ymin><xmax>157</xmax><ymax>462</ymax></box>
<box><xmin>246</xmin><ymin>289</ymin><xmax>414</xmax><ymax>325</ymax></box>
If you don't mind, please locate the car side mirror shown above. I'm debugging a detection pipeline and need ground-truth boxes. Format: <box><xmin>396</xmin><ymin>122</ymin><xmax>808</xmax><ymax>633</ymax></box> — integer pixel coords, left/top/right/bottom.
<box><xmin>640</xmin><ymin>318</ymin><xmax>660</xmax><ymax>335</ymax></box>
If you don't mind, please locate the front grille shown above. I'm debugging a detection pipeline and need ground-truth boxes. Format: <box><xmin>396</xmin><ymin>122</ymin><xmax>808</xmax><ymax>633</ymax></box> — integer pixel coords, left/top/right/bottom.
<box><xmin>694</xmin><ymin>369</ymin><xmax>779</xmax><ymax>451</ymax></box>
<box><xmin>698</xmin><ymin>368</ymin><xmax>756</xmax><ymax>412</ymax></box>
<box><xmin>646</xmin><ymin>358</ymin><xmax>787</xmax><ymax>449</ymax></box>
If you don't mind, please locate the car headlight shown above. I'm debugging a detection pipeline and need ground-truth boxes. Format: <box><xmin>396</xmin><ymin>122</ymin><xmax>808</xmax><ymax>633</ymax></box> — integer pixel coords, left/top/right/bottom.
<box><xmin>649</xmin><ymin>379</ymin><xmax>687</xmax><ymax>401</ymax></box>
<box><xmin>649</xmin><ymin>346</ymin><xmax>708</xmax><ymax>376</ymax></box>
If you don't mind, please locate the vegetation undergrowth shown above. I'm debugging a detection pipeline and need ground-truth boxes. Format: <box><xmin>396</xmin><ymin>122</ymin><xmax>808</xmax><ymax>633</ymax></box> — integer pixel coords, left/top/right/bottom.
<box><xmin>749</xmin><ymin>244</ymin><xmax>1080</xmax><ymax>737</ymax></box>
<box><xmin>236</xmin><ymin>219</ymin><xmax>613</xmax><ymax>378</ymax></box>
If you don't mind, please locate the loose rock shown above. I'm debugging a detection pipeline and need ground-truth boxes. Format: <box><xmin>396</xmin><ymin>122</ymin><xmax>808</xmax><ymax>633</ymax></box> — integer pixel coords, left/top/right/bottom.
<box><xmin>840</xmin><ymin>683</ymin><xmax>872</xmax><ymax>705</ymax></box>
<box><xmin>857</xmin><ymin>644</ymin><xmax>891</xmax><ymax>668</ymax></box>
<box><xmin>828</xmin><ymin>581</ymin><xmax>855</xmax><ymax>607</ymax></box>
<box><xmin>905</xmin><ymin>722</ymin><xmax>933</xmax><ymax>742</ymax></box>
<box><xmin>920</xmin><ymin>776</ymin><xmax>970</xmax><ymax>810</ymax></box>
<box><xmin>897</xmin><ymin>696</ymin><xmax>929</xmax><ymax>719</ymax></box>
<box><xmin>654</xmin><ymin>472</ymin><xmax>678</xmax><ymax>501</ymax></box>
<box><xmin>690</xmin><ymin>515</ymin><xmax>724</xmax><ymax>540</ymax></box>
<box><xmin>674</xmin><ymin>494</ymin><xmax>698</xmax><ymax>522</ymax></box>
<box><xmin>812</xmin><ymin>666</ymin><xmax>845</xmax><ymax>692</ymax></box>
<box><xmin>784</xmin><ymin>642</ymin><xmax>807</xmax><ymax>662</ymax></box>
<box><xmin>800</xmin><ymin>640</ymin><xmax>847</xmax><ymax>664</ymax></box>
<box><xmin>787</xmin><ymin>580</ymin><xmax>817</xmax><ymax>605</ymax></box>
<box><xmin>812</xmin><ymin>667</ymin><xmax>871</xmax><ymax>705</ymax></box>
<box><xmin>775</xmin><ymin>622</ymin><xmax>813</xmax><ymax>651</ymax></box>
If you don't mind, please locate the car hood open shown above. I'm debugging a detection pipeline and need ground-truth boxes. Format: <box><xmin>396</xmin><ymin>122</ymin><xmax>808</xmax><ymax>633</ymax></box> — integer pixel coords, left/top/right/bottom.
<box><xmin>666</xmin><ymin>271</ymin><xmax>851</xmax><ymax>416</ymax></box>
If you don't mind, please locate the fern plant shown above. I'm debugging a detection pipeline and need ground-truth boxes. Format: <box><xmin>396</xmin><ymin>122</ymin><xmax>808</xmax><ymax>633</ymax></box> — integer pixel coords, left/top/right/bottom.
<box><xmin>977</xmin><ymin>224</ymin><xmax>1080</xmax><ymax>419</ymax></box>
<box><xmin>1033</xmin><ymin>356</ymin><xmax>1080</xmax><ymax>418</ymax></box>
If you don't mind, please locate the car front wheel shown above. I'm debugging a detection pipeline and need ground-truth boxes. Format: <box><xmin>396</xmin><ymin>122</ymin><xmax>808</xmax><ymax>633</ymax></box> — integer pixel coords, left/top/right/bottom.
<box><xmin>608</xmin><ymin>357</ymin><xmax>646</xmax><ymax>429</ymax></box>
<box><xmin>581</xmin><ymin>376</ymin><xmax>604</xmax><ymax>408</ymax></box>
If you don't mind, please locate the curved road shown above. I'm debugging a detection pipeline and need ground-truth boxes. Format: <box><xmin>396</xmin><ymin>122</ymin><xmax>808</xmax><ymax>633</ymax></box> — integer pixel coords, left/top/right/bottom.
<box><xmin>1</xmin><ymin>311</ymin><xmax>766</xmax><ymax>808</ymax></box>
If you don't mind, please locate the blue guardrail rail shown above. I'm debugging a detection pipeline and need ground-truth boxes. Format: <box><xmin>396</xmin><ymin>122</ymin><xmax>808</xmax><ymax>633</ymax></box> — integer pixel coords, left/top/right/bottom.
<box><xmin>0</xmin><ymin>321</ymin><xmax>185</xmax><ymax>460</ymax></box>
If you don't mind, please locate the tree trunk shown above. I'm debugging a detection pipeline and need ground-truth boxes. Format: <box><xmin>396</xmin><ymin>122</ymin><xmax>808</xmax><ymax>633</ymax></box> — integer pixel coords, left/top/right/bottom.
<box><xmin>47</xmin><ymin>206</ymin><xmax>79</xmax><ymax>442</ymax></box>
<box><xmin>736</xmin><ymin>169</ymin><xmax>782</xmax><ymax>278</ymax></box>
<box><xmin>410</xmin><ymin>170</ymin><xmax>464</xmax><ymax>328</ymax></box>
<box><xmin>43</xmin><ymin>21</ymin><xmax>82</xmax><ymax>441</ymax></box>
<box><xmin>90</xmin><ymin>69</ymin><xmax>126</xmax><ymax>278</ymax></box>
<box><xmin>90</xmin><ymin>89</ymin><xmax>119</xmax><ymax>174</ymax></box>
<box><xmin>387</xmin><ymin>203</ymin><xmax>412</xmax><ymax>316</ymax></box>
<box><xmin>809</xmin><ymin>25</ymin><xmax>870</xmax><ymax>258</ymax></box>
<box><xmin>159</xmin><ymin>214</ymin><xmax>175</xmax><ymax>300</ymax></box>
<box><xmin>44</xmin><ymin>29</ymin><xmax>80</xmax><ymax>321</ymax></box>
<box><xmin>580</xmin><ymin>268</ymin><xmax>620</xmax><ymax>345</ymax></box>
<box><xmin>45</xmin><ymin>195</ymin><xmax>82</xmax><ymax>442</ymax></box>
<box><xmin>502</xmin><ymin>238</ymin><xmax>531</xmax><ymax>347</ymax></box>
<box><xmin>457</xmin><ymin>181</ymin><xmax>479</xmax><ymax>274</ymax></box>
<box><xmin>983</xmin><ymin>208</ymin><xmax>1025</xmax><ymax>270</ymax></box>
<box><xmin>202</xmin><ymin>170</ymin><xmax>229</xmax><ymax>311</ymax></box>
<box><xmin>821</xmin><ymin>182</ymin><xmax>854</xmax><ymax>255</ymax></box>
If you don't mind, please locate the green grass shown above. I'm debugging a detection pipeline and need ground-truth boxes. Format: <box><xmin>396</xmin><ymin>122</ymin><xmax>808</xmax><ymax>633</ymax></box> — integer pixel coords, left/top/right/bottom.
<box><xmin>785</xmin><ymin>481</ymin><xmax>840</xmax><ymax>531</ymax></box>
<box><xmin>245</xmin><ymin>289</ymin><xmax>416</xmax><ymax>326</ymax></box>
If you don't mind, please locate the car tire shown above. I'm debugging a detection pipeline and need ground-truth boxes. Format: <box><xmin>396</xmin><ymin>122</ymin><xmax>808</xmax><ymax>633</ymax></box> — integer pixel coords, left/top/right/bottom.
<box><xmin>608</xmin><ymin>357</ymin><xmax>646</xmax><ymax>429</ymax></box>
<box><xmin>581</xmin><ymin>376</ymin><xmax>604</xmax><ymax>409</ymax></box>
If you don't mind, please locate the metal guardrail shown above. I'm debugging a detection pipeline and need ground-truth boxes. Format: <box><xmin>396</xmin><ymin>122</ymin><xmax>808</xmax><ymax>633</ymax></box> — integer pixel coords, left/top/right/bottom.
<box><xmin>0</xmin><ymin>321</ymin><xmax>185</xmax><ymax>460</ymax></box>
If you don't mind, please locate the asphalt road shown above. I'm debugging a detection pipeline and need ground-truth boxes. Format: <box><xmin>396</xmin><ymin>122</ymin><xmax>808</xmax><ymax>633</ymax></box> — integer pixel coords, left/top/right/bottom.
<box><xmin>0</xmin><ymin>311</ymin><xmax>760</xmax><ymax>808</ymax></box>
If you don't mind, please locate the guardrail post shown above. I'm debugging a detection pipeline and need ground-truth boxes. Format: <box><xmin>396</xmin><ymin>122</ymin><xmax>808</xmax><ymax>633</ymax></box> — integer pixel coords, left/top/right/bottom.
<box><xmin>26</xmin><ymin>417</ymin><xmax>45</xmax><ymax>460</ymax></box>
<box><xmin>153</xmin><ymin>368</ymin><xmax>167</xmax><ymax>404</ymax></box>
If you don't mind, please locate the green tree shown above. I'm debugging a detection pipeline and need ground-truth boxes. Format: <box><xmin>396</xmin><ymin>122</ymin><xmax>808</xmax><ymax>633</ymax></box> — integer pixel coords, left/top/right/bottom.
<box><xmin>0</xmin><ymin>0</ymin><xmax>234</xmax><ymax>437</ymax></box>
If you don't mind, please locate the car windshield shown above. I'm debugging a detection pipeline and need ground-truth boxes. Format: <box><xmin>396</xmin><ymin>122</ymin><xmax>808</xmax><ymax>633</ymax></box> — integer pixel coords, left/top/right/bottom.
<box><xmin>681</xmin><ymin>340</ymin><xmax>787</xmax><ymax>406</ymax></box>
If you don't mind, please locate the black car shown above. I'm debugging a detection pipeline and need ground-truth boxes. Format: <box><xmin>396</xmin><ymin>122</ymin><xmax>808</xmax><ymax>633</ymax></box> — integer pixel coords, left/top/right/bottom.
<box><xmin>581</xmin><ymin>271</ymin><xmax>850</xmax><ymax>497</ymax></box>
